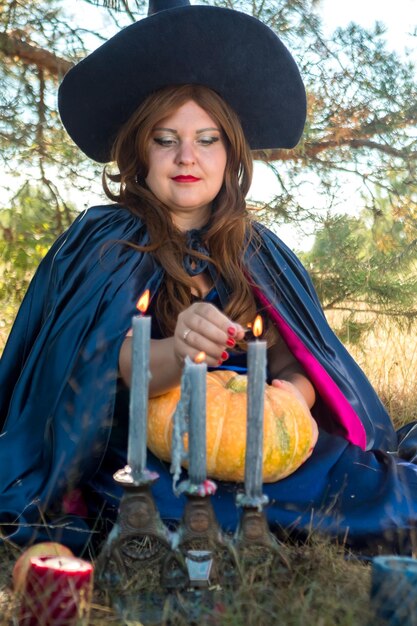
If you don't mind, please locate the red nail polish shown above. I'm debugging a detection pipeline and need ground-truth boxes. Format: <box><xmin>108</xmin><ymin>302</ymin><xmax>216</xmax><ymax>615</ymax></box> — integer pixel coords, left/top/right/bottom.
<box><xmin>221</xmin><ymin>351</ymin><xmax>229</xmax><ymax>361</ymax></box>
<box><xmin>226</xmin><ymin>338</ymin><xmax>235</xmax><ymax>347</ymax></box>
<box><xmin>227</xmin><ymin>326</ymin><xmax>236</xmax><ymax>336</ymax></box>
<box><xmin>217</xmin><ymin>359</ymin><xmax>223</xmax><ymax>365</ymax></box>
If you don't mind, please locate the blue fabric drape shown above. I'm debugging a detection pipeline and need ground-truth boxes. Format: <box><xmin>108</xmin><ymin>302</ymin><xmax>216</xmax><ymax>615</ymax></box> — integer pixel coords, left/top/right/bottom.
<box><xmin>1</xmin><ymin>204</ymin><xmax>417</xmax><ymax>554</ymax></box>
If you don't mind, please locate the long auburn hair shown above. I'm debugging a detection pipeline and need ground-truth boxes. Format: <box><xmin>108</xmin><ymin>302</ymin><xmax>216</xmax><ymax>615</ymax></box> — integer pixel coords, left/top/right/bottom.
<box><xmin>103</xmin><ymin>84</ymin><xmax>264</xmax><ymax>339</ymax></box>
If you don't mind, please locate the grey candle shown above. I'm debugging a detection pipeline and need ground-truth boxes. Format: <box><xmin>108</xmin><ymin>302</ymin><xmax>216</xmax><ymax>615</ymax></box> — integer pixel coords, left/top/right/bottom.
<box><xmin>128</xmin><ymin>293</ymin><xmax>151</xmax><ymax>481</ymax></box>
<box><xmin>245</xmin><ymin>316</ymin><xmax>267</xmax><ymax>499</ymax></box>
<box><xmin>187</xmin><ymin>353</ymin><xmax>207</xmax><ymax>485</ymax></box>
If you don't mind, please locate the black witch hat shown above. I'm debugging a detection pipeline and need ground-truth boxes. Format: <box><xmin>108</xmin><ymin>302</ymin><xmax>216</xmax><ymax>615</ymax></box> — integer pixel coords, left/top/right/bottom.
<box><xmin>58</xmin><ymin>0</ymin><xmax>306</xmax><ymax>163</ymax></box>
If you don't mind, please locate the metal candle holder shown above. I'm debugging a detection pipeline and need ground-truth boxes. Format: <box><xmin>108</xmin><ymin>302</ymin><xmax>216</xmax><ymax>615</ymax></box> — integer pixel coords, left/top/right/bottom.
<box><xmin>235</xmin><ymin>493</ymin><xmax>290</xmax><ymax>575</ymax></box>
<box><xmin>174</xmin><ymin>479</ymin><xmax>239</xmax><ymax>589</ymax></box>
<box><xmin>95</xmin><ymin>466</ymin><xmax>171</xmax><ymax>593</ymax></box>
<box><xmin>96</xmin><ymin>465</ymin><xmax>288</xmax><ymax>626</ymax></box>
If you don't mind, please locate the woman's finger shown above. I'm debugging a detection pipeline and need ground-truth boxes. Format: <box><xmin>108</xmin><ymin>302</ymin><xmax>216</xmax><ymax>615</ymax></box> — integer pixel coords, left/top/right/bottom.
<box><xmin>179</xmin><ymin>302</ymin><xmax>243</xmax><ymax>344</ymax></box>
<box><xmin>175</xmin><ymin>302</ymin><xmax>243</xmax><ymax>365</ymax></box>
<box><xmin>181</xmin><ymin>329</ymin><xmax>231</xmax><ymax>364</ymax></box>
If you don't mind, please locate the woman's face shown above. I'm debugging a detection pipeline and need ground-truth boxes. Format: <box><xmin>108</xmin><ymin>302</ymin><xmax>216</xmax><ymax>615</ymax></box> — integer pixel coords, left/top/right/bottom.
<box><xmin>145</xmin><ymin>100</ymin><xmax>227</xmax><ymax>230</ymax></box>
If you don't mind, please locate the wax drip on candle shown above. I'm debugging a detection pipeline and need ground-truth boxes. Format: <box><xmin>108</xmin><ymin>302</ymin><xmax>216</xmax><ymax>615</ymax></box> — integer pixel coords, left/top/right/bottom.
<box><xmin>171</xmin><ymin>353</ymin><xmax>206</xmax><ymax>487</ymax></box>
<box><xmin>171</xmin><ymin>352</ymin><xmax>216</xmax><ymax>496</ymax></box>
<box><xmin>171</xmin><ymin>359</ymin><xmax>192</xmax><ymax>492</ymax></box>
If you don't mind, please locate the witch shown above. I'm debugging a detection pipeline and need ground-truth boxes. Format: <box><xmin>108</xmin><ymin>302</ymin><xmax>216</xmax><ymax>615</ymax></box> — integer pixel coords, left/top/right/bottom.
<box><xmin>1</xmin><ymin>0</ymin><xmax>417</xmax><ymax>556</ymax></box>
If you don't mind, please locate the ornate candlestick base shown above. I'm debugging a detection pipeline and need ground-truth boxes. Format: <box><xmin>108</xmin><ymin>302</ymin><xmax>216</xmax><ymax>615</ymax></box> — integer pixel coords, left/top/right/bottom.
<box><xmin>235</xmin><ymin>493</ymin><xmax>290</xmax><ymax>577</ymax></box>
<box><xmin>173</xmin><ymin>479</ymin><xmax>239</xmax><ymax>589</ymax></box>
<box><xmin>95</xmin><ymin>465</ymin><xmax>172</xmax><ymax>593</ymax></box>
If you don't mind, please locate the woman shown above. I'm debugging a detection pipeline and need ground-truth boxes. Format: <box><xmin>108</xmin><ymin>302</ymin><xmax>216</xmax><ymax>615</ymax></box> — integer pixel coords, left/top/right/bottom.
<box><xmin>114</xmin><ymin>85</ymin><xmax>315</xmax><ymax>408</ymax></box>
<box><xmin>1</xmin><ymin>0</ymin><xmax>417</xmax><ymax>555</ymax></box>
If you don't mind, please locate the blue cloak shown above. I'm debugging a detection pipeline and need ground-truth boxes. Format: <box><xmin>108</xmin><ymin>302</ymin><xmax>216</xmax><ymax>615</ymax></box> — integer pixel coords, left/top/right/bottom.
<box><xmin>1</xmin><ymin>204</ymin><xmax>417</xmax><ymax>555</ymax></box>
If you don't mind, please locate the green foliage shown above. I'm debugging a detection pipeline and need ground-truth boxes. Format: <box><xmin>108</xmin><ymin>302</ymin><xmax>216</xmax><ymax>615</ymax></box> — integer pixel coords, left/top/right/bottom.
<box><xmin>0</xmin><ymin>184</ymin><xmax>76</xmax><ymax>342</ymax></box>
<box><xmin>0</xmin><ymin>0</ymin><xmax>102</xmax><ymax>192</ymax></box>
<box><xmin>300</xmin><ymin>206</ymin><xmax>417</xmax><ymax>341</ymax></box>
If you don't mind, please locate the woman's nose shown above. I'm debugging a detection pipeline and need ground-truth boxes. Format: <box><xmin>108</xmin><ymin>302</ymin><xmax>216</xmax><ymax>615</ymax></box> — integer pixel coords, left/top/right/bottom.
<box><xmin>175</xmin><ymin>141</ymin><xmax>196</xmax><ymax>165</ymax></box>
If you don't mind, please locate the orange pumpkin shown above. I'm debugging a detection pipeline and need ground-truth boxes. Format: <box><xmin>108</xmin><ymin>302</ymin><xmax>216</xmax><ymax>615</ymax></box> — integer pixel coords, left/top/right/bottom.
<box><xmin>147</xmin><ymin>370</ymin><xmax>318</xmax><ymax>482</ymax></box>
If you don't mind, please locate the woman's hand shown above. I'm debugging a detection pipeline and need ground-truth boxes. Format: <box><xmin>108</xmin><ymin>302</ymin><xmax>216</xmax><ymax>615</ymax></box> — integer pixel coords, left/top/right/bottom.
<box><xmin>119</xmin><ymin>301</ymin><xmax>245</xmax><ymax>398</ymax></box>
<box><xmin>268</xmin><ymin>331</ymin><xmax>316</xmax><ymax>410</ymax></box>
<box><xmin>271</xmin><ymin>373</ymin><xmax>316</xmax><ymax>410</ymax></box>
<box><xmin>271</xmin><ymin>378</ymin><xmax>318</xmax><ymax>447</ymax></box>
<box><xmin>271</xmin><ymin>378</ymin><xmax>310</xmax><ymax>411</ymax></box>
<box><xmin>174</xmin><ymin>302</ymin><xmax>245</xmax><ymax>367</ymax></box>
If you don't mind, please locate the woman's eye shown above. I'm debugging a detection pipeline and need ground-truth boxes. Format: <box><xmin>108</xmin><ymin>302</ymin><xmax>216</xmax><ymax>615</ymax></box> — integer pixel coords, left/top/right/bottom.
<box><xmin>198</xmin><ymin>136</ymin><xmax>220</xmax><ymax>146</ymax></box>
<box><xmin>153</xmin><ymin>135</ymin><xmax>221</xmax><ymax>147</ymax></box>
<box><xmin>153</xmin><ymin>137</ymin><xmax>177</xmax><ymax>147</ymax></box>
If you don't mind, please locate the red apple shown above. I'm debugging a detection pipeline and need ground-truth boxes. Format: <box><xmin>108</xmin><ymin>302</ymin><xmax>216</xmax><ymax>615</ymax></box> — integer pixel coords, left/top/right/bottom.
<box><xmin>13</xmin><ymin>542</ymin><xmax>74</xmax><ymax>593</ymax></box>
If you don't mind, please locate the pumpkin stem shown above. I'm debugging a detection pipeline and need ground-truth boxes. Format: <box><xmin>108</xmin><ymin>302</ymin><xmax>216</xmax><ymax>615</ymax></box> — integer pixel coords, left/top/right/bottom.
<box><xmin>225</xmin><ymin>374</ymin><xmax>248</xmax><ymax>393</ymax></box>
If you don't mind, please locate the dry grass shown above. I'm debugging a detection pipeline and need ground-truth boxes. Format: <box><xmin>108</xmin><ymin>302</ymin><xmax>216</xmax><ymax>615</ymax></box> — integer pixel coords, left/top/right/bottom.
<box><xmin>1</xmin><ymin>314</ymin><xmax>416</xmax><ymax>624</ymax></box>
<box><xmin>327</xmin><ymin>312</ymin><xmax>417</xmax><ymax>428</ymax></box>
<box><xmin>0</xmin><ymin>537</ymin><xmax>372</xmax><ymax>625</ymax></box>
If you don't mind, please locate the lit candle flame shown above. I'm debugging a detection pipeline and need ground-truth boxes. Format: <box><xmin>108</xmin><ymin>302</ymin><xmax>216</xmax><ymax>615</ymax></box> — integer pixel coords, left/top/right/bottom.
<box><xmin>194</xmin><ymin>351</ymin><xmax>206</xmax><ymax>364</ymax></box>
<box><xmin>253</xmin><ymin>315</ymin><xmax>263</xmax><ymax>338</ymax></box>
<box><xmin>136</xmin><ymin>289</ymin><xmax>150</xmax><ymax>314</ymax></box>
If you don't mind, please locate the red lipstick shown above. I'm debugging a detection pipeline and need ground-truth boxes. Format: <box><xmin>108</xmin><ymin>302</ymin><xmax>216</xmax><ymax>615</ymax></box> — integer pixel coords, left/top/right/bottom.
<box><xmin>172</xmin><ymin>175</ymin><xmax>201</xmax><ymax>182</ymax></box>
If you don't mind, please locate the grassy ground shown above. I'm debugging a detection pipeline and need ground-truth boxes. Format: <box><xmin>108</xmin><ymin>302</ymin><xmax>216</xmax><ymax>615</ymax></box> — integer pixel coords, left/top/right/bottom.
<box><xmin>1</xmin><ymin>316</ymin><xmax>416</xmax><ymax>625</ymax></box>
<box><xmin>0</xmin><ymin>537</ymin><xmax>373</xmax><ymax>625</ymax></box>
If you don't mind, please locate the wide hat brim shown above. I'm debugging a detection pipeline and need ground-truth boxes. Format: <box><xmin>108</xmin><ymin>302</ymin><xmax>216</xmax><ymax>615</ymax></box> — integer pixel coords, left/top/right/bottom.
<box><xmin>58</xmin><ymin>5</ymin><xmax>306</xmax><ymax>163</ymax></box>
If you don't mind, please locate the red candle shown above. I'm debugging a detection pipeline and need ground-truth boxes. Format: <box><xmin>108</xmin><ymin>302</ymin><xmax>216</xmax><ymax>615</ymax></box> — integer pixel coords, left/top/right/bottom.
<box><xmin>18</xmin><ymin>556</ymin><xmax>94</xmax><ymax>626</ymax></box>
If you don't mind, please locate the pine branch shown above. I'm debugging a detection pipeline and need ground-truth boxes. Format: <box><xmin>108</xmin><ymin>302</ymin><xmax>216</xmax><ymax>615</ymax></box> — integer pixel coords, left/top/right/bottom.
<box><xmin>82</xmin><ymin>0</ymin><xmax>143</xmax><ymax>12</ymax></box>
<box><xmin>0</xmin><ymin>31</ymin><xmax>72</xmax><ymax>77</ymax></box>
<box><xmin>328</xmin><ymin>305</ymin><xmax>417</xmax><ymax>319</ymax></box>
<box><xmin>255</xmin><ymin>138</ymin><xmax>417</xmax><ymax>162</ymax></box>
<box><xmin>255</xmin><ymin>103</ymin><xmax>417</xmax><ymax>162</ymax></box>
